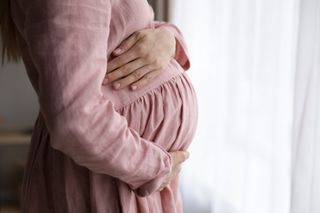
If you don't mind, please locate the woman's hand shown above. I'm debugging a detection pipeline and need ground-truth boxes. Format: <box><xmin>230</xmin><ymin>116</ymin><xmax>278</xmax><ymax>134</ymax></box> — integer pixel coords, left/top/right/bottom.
<box><xmin>103</xmin><ymin>27</ymin><xmax>176</xmax><ymax>90</ymax></box>
<box><xmin>158</xmin><ymin>151</ymin><xmax>190</xmax><ymax>191</ymax></box>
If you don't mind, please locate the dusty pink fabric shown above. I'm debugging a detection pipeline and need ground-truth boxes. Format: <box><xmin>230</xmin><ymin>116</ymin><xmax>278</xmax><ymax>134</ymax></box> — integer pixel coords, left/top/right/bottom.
<box><xmin>10</xmin><ymin>0</ymin><xmax>198</xmax><ymax>212</ymax></box>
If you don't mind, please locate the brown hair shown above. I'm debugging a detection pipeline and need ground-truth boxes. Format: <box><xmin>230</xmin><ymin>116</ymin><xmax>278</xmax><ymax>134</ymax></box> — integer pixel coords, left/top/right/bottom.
<box><xmin>0</xmin><ymin>0</ymin><xmax>21</xmax><ymax>64</ymax></box>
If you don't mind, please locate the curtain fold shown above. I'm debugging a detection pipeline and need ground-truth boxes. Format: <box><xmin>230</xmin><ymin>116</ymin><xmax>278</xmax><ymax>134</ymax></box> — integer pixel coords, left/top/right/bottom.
<box><xmin>169</xmin><ymin>0</ymin><xmax>320</xmax><ymax>212</ymax></box>
<box><xmin>291</xmin><ymin>0</ymin><xmax>320</xmax><ymax>212</ymax></box>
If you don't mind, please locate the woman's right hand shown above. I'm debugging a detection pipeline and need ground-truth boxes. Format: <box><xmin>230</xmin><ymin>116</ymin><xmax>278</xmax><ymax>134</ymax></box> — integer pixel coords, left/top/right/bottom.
<box><xmin>159</xmin><ymin>151</ymin><xmax>190</xmax><ymax>191</ymax></box>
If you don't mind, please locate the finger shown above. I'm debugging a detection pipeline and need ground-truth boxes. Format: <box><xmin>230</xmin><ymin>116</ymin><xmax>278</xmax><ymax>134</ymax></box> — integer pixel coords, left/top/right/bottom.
<box><xmin>130</xmin><ymin>69</ymin><xmax>162</xmax><ymax>90</ymax></box>
<box><xmin>173</xmin><ymin>164</ymin><xmax>182</xmax><ymax>176</ymax></box>
<box><xmin>105</xmin><ymin>59</ymin><xmax>145</xmax><ymax>83</ymax></box>
<box><xmin>112</xmin><ymin>32</ymin><xmax>142</xmax><ymax>56</ymax></box>
<box><xmin>159</xmin><ymin>179</ymin><xmax>170</xmax><ymax>191</ymax></box>
<box><xmin>160</xmin><ymin>179</ymin><xmax>169</xmax><ymax>189</ymax></box>
<box><xmin>112</xmin><ymin>65</ymin><xmax>155</xmax><ymax>90</ymax></box>
<box><xmin>158</xmin><ymin>185</ymin><xmax>167</xmax><ymax>192</ymax></box>
<box><xmin>107</xmin><ymin>51</ymin><xmax>139</xmax><ymax>72</ymax></box>
<box><xmin>170</xmin><ymin>151</ymin><xmax>190</xmax><ymax>165</ymax></box>
<box><xmin>158</xmin><ymin>186</ymin><xmax>165</xmax><ymax>191</ymax></box>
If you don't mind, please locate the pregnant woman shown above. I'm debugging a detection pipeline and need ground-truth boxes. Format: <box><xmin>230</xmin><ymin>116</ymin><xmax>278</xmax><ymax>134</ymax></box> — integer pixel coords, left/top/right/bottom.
<box><xmin>1</xmin><ymin>0</ymin><xmax>198</xmax><ymax>212</ymax></box>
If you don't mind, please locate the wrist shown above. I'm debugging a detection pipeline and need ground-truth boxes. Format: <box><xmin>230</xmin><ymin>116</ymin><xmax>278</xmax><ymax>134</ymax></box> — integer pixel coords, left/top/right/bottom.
<box><xmin>156</xmin><ymin>27</ymin><xmax>176</xmax><ymax>59</ymax></box>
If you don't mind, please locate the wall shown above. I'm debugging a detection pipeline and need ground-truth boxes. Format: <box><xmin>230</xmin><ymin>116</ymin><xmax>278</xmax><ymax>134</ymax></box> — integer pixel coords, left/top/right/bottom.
<box><xmin>0</xmin><ymin>62</ymin><xmax>38</xmax><ymax>131</ymax></box>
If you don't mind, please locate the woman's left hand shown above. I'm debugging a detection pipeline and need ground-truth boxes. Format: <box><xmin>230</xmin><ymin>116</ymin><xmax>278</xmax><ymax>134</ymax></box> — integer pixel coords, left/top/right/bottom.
<box><xmin>103</xmin><ymin>27</ymin><xmax>176</xmax><ymax>90</ymax></box>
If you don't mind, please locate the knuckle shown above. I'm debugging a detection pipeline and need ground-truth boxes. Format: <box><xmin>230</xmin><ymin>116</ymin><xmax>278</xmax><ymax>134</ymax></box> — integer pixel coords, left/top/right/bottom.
<box><xmin>119</xmin><ymin>68</ymin><xmax>129</xmax><ymax>76</ymax></box>
<box><xmin>144</xmin><ymin>53</ymin><xmax>153</xmax><ymax>62</ymax></box>
<box><xmin>133</xmin><ymin>71</ymin><xmax>142</xmax><ymax>79</ymax></box>
<box><xmin>136</xmin><ymin>46</ymin><xmax>145</xmax><ymax>54</ymax></box>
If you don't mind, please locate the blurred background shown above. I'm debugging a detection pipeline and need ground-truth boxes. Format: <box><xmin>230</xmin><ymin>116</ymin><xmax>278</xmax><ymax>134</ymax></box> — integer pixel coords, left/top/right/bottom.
<box><xmin>1</xmin><ymin>0</ymin><xmax>320</xmax><ymax>213</ymax></box>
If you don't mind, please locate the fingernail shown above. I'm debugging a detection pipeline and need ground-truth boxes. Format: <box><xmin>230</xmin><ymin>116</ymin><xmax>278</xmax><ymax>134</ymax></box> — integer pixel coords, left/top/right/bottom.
<box><xmin>113</xmin><ymin>83</ymin><xmax>121</xmax><ymax>89</ymax></box>
<box><xmin>131</xmin><ymin>85</ymin><xmax>137</xmax><ymax>90</ymax></box>
<box><xmin>113</xmin><ymin>48</ymin><xmax>122</xmax><ymax>55</ymax></box>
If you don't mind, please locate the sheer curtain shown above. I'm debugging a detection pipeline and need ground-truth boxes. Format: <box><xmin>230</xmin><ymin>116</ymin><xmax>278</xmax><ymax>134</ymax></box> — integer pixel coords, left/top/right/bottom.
<box><xmin>169</xmin><ymin>0</ymin><xmax>320</xmax><ymax>213</ymax></box>
<box><xmin>291</xmin><ymin>0</ymin><xmax>320</xmax><ymax>212</ymax></box>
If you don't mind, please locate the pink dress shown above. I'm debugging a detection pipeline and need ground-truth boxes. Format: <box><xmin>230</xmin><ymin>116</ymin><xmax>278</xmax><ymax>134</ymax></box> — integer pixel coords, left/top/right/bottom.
<box><xmin>11</xmin><ymin>0</ymin><xmax>198</xmax><ymax>212</ymax></box>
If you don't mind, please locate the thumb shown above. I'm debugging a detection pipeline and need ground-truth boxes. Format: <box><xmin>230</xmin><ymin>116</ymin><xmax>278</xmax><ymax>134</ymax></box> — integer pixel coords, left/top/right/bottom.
<box><xmin>113</xmin><ymin>32</ymin><xmax>141</xmax><ymax>56</ymax></box>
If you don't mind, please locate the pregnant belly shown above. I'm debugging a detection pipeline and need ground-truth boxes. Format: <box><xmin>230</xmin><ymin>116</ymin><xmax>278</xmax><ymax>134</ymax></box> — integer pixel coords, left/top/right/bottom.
<box><xmin>115</xmin><ymin>67</ymin><xmax>198</xmax><ymax>152</ymax></box>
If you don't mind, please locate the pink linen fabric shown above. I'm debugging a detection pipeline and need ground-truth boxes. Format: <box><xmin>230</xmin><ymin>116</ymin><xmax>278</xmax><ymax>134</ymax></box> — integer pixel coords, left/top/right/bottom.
<box><xmin>10</xmin><ymin>0</ymin><xmax>198</xmax><ymax>212</ymax></box>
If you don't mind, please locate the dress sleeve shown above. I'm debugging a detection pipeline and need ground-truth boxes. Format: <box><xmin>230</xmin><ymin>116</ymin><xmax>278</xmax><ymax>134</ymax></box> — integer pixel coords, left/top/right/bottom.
<box><xmin>23</xmin><ymin>0</ymin><xmax>171</xmax><ymax>196</ymax></box>
<box><xmin>154</xmin><ymin>21</ymin><xmax>191</xmax><ymax>71</ymax></box>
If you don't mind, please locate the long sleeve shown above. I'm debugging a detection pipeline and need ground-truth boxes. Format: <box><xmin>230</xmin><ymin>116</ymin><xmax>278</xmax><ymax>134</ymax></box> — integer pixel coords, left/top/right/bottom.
<box><xmin>23</xmin><ymin>0</ymin><xmax>171</xmax><ymax>196</ymax></box>
<box><xmin>154</xmin><ymin>21</ymin><xmax>191</xmax><ymax>71</ymax></box>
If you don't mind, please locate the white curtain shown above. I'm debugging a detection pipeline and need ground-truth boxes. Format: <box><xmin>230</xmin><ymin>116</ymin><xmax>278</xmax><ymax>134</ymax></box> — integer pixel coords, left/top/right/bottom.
<box><xmin>291</xmin><ymin>0</ymin><xmax>320</xmax><ymax>212</ymax></box>
<box><xmin>169</xmin><ymin>0</ymin><xmax>320</xmax><ymax>213</ymax></box>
